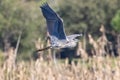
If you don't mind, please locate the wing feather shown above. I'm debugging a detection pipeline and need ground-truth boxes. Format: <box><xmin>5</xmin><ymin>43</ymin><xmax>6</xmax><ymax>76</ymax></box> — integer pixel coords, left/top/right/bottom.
<box><xmin>40</xmin><ymin>4</ymin><xmax>67</xmax><ymax>40</ymax></box>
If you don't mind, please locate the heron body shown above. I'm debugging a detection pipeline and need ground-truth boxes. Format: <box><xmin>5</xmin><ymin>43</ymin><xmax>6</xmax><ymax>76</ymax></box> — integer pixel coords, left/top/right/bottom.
<box><xmin>40</xmin><ymin>3</ymin><xmax>82</xmax><ymax>49</ymax></box>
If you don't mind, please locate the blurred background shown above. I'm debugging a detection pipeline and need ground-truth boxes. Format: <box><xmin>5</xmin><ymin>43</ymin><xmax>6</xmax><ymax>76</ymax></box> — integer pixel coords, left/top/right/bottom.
<box><xmin>0</xmin><ymin>0</ymin><xmax>120</xmax><ymax>60</ymax></box>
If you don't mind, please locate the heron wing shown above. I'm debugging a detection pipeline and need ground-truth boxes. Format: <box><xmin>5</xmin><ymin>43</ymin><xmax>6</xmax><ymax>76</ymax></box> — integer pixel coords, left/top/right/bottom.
<box><xmin>67</xmin><ymin>34</ymin><xmax>82</xmax><ymax>40</ymax></box>
<box><xmin>40</xmin><ymin>4</ymin><xmax>67</xmax><ymax>40</ymax></box>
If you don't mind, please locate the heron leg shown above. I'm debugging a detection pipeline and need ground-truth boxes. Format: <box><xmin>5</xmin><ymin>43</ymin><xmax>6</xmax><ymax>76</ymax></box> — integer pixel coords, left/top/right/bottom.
<box><xmin>52</xmin><ymin>49</ymin><xmax>57</xmax><ymax>64</ymax></box>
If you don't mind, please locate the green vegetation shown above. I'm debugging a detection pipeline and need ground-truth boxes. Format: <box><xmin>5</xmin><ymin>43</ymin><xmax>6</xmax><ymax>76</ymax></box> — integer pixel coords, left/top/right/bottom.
<box><xmin>0</xmin><ymin>0</ymin><xmax>46</xmax><ymax>52</ymax></box>
<box><xmin>58</xmin><ymin>0</ymin><xmax>120</xmax><ymax>35</ymax></box>
<box><xmin>111</xmin><ymin>10</ymin><xmax>120</xmax><ymax>33</ymax></box>
<box><xmin>0</xmin><ymin>0</ymin><xmax>120</xmax><ymax>59</ymax></box>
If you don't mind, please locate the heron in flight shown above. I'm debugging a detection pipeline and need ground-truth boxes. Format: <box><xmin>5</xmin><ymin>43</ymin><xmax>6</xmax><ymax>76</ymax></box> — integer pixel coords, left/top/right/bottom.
<box><xmin>36</xmin><ymin>3</ymin><xmax>82</xmax><ymax>52</ymax></box>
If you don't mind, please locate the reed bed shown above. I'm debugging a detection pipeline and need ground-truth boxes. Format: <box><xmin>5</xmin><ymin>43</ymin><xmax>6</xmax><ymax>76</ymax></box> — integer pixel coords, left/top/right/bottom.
<box><xmin>0</xmin><ymin>56</ymin><xmax>120</xmax><ymax>80</ymax></box>
<box><xmin>0</xmin><ymin>25</ymin><xmax>120</xmax><ymax>80</ymax></box>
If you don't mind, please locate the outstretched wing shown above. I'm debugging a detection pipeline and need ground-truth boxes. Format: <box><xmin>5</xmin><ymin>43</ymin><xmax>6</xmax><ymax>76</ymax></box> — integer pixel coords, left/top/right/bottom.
<box><xmin>40</xmin><ymin>4</ymin><xmax>67</xmax><ymax>40</ymax></box>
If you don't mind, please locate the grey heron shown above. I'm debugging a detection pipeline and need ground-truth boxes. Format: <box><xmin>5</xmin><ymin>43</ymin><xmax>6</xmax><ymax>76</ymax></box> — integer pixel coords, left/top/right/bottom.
<box><xmin>36</xmin><ymin>3</ymin><xmax>82</xmax><ymax>51</ymax></box>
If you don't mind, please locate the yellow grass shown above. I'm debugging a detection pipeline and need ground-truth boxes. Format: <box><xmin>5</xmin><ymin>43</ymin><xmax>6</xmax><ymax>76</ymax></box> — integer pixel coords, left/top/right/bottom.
<box><xmin>0</xmin><ymin>56</ymin><xmax>120</xmax><ymax>80</ymax></box>
<box><xmin>0</xmin><ymin>25</ymin><xmax>119</xmax><ymax>80</ymax></box>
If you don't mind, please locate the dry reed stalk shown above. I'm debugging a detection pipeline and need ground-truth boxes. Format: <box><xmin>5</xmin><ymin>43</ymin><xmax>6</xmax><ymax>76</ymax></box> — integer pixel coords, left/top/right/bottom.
<box><xmin>2</xmin><ymin>33</ymin><xmax>22</xmax><ymax>80</ymax></box>
<box><xmin>34</xmin><ymin>38</ymin><xmax>44</xmax><ymax>60</ymax></box>
<box><xmin>3</xmin><ymin>47</ymin><xmax>15</xmax><ymax>73</ymax></box>
<box><xmin>88</xmin><ymin>25</ymin><xmax>113</xmax><ymax>56</ymax></box>
<box><xmin>0</xmin><ymin>57</ymin><xmax>120</xmax><ymax>80</ymax></box>
<box><xmin>117</xmin><ymin>34</ymin><xmax>120</xmax><ymax>55</ymax></box>
<box><xmin>88</xmin><ymin>34</ymin><xmax>99</xmax><ymax>55</ymax></box>
<box><xmin>97</xmin><ymin>25</ymin><xmax>109</xmax><ymax>56</ymax></box>
<box><xmin>46</xmin><ymin>33</ymin><xmax>52</xmax><ymax>60</ymax></box>
<box><xmin>77</xmin><ymin>42</ymin><xmax>88</xmax><ymax>59</ymax></box>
